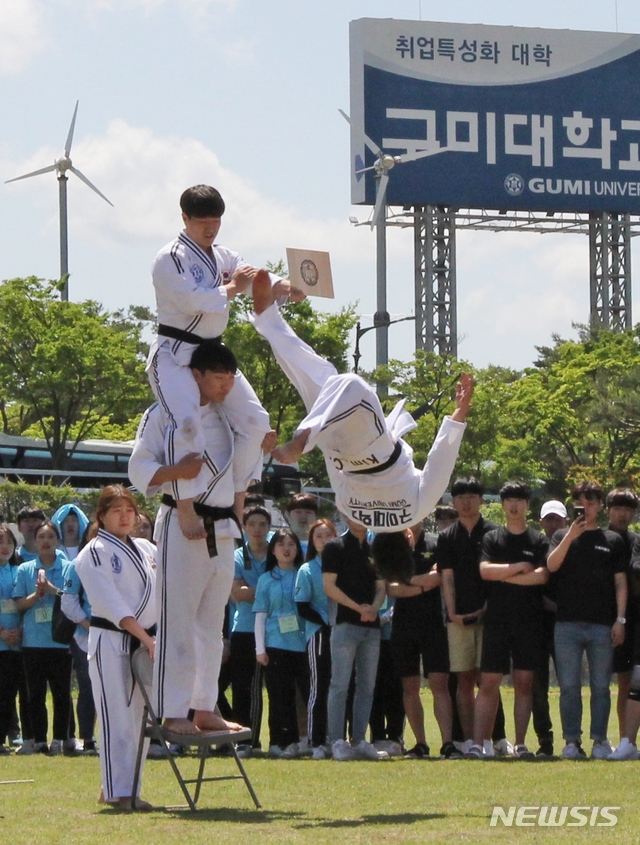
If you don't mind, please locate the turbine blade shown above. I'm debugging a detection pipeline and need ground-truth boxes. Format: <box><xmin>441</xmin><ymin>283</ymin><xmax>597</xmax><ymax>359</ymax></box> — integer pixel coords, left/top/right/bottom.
<box><xmin>65</xmin><ymin>101</ymin><xmax>79</xmax><ymax>157</ymax></box>
<box><xmin>69</xmin><ymin>166</ymin><xmax>114</xmax><ymax>206</ymax></box>
<box><xmin>400</xmin><ymin>146</ymin><xmax>449</xmax><ymax>163</ymax></box>
<box><xmin>355</xmin><ymin>164</ymin><xmax>378</xmax><ymax>174</ymax></box>
<box><xmin>5</xmin><ymin>163</ymin><xmax>58</xmax><ymax>183</ymax></box>
<box><xmin>339</xmin><ymin>109</ymin><xmax>381</xmax><ymax>157</ymax></box>
<box><xmin>370</xmin><ymin>171</ymin><xmax>389</xmax><ymax>230</ymax></box>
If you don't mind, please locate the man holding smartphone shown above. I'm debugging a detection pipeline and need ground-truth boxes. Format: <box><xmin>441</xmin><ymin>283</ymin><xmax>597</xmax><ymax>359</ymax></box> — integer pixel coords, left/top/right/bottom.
<box><xmin>548</xmin><ymin>481</ymin><xmax>628</xmax><ymax>759</ymax></box>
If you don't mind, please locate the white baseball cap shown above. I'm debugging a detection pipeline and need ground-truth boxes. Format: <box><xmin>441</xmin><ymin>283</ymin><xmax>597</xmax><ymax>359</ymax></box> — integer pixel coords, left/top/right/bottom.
<box><xmin>540</xmin><ymin>500</ymin><xmax>568</xmax><ymax>519</ymax></box>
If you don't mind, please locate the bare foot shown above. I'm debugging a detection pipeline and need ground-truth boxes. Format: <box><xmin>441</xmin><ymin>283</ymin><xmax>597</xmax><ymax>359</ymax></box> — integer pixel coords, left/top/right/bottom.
<box><xmin>163</xmin><ymin>717</ymin><xmax>197</xmax><ymax>735</ymax></box>
<box><xmin>252</xmin><ymin>269</ymin><xmax>275</xmax><ymax>314</ymax></box>
<box><xmin>116</xmin><ymin>796</ymin><xmax>154</xmax><ymax>811</ymax></box>
<box><xmin>176</xmin><ymin>499</ymin><xmax>206</xmax><ymax>540</ymax></box>
<box><xmin>193</xmin><ymin>710</ymin><xmax>246</xmax><ymax>733</ymax></box>
<box><xmin>271</xmin><ymin>429</ymin><xmax>310</xmax><ymax>464</ymax></box>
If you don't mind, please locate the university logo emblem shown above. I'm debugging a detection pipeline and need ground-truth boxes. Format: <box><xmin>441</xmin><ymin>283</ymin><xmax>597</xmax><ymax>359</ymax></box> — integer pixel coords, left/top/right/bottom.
<box><xmin>504</xmin><ymin>173</ymin><xmax>524</xmax><ymax>196</ymax></box>
<box><xmin>111</xmin><ymin>554</ymin><xmax>122</xmax><ymax>574</ymax></box>
<box><xmin>190</xmin><ymin>263</ymin><xmax>205</xmax><ymax>284</ymax></box>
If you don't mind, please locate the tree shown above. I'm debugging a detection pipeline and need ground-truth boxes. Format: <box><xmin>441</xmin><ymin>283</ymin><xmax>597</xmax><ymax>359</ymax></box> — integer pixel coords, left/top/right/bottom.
<box><xmin>0</xmin><ymin>277</ymin><xmax>153</xmax><ymax>470</ymax></box>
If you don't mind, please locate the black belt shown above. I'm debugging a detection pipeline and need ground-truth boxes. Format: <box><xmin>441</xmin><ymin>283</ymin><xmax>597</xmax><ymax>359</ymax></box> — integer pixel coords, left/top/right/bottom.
<box><xmin>349</xmin><ymin>440</ymin><xmax>402</xmax><ymax>475</ymax></box>
<box><xmin>158</xmin><ymin>324</ymin><xmax>221</xmax><ymax>345</ymax></box>
<box><xmin>90</xmin><ymin>616</ymin><xmax>156</xmax><ymax>654</ymax></box>
<box><xmin>161</xmin><ymin>494</ymin><xmax>241</xmax><ymax>557</ymax></box>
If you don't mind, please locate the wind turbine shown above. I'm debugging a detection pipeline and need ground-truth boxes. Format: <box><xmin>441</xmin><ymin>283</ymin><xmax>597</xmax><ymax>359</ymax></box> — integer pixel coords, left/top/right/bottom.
<box><xmin>5</xmin><ymin>101</ymin><xmax>113</xmax><ymax>301</ymax></box>
<box><xmin>340</xmin><ymin>109</ymin><xmax>448</xmax><ymax>387</ymax></box>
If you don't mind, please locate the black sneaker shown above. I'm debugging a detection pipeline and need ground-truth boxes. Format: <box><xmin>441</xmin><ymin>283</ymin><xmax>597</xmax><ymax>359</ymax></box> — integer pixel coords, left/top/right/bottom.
<box><xmin>536</xmin><ymin>740</ymin><xmax>554</xmax><ymax>757</ymax></box>
<box><xmin>440</xmin><ymin>740</ymin><xmax>463</xmax><ymax>759</ymax></box>
<box><xmin>404</xmin><ymin>742</ymin><xmax>430</xmax><ymax>759</ymax></box>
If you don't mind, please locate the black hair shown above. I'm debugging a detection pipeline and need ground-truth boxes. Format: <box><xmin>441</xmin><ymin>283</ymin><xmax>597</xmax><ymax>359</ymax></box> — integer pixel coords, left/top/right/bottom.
<box><xmin>606</xmin><ymin>488</ymin><xmax>639</xmax><ymax>510</ymax></box>
<box><xmin>265</xmin><ymin>528</ymin><xmax>304</xmax><ymax>572</ymax></box>
<box><xmin>35</xmin><ymin>520</ymin><xmax>60</xmax><ymax>541</ymax></box>
<box><xmin>450</xmin><ymin>477</ymin><xmax>484</xmax><ymax>497</ymax></box>
<box><xmin>190</xmin><ymin>339</ymin><xmax>237</xmax><ymax>374</ymax></box>
<box><xmin>499</xmin><ymin>481</ymin><xmax>531</xmax><ymax>502</ymax></box>
<box><xmin>180</xmin><ymin>185</ymin><xmax>225</xmax><ymax>218</ymax></box>
<box><xmin>370</xmin><ymin>531</ymin><xmax>415</xmax><ymax>584</ymax></box>
<box><xmin>434</xmin><ymin>506</ymin><xmax>458</xmax><ymax>522</ymax></box>
<box><xmin>285</xmin><ymin>493</ymin><xmax>318</xmax><ymax>514</ymax></box>
<box><xmin>244</xmin><ymin>492</ymin><xmax>266</xmax><ymax>508</ymax></box>
<box><xmin>242</xmin><ymin>505</ymin><xmax>271</xmax><ymax>527</ymax></box>
<box><xmin>16</xmin><ymin>506</ymin><xmax>46</xmax><ymax>525</ymax></box>
<box><xmin>0</xmin><ymin>524</ymin><xmax>18</xmax><ymax>566</ymax></box>
<box><xmin>571</xmin><ymin>480</ymin><xmax>604</xmax><ymax>502</ymax></box>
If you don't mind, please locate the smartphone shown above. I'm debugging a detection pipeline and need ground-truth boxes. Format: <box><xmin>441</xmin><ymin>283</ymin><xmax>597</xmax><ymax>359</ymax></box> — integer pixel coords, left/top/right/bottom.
<box><xmin>574</xmin><ymin>506</ymin><xmax>585</xmax><ymax>519</ymax></box>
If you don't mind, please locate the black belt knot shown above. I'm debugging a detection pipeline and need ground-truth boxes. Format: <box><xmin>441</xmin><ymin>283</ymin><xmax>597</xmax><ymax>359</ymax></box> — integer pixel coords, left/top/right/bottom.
<box><xmin>349</xmin><ymin>440</ymin><xmax>402</xmax><ymax>475</ymax></box>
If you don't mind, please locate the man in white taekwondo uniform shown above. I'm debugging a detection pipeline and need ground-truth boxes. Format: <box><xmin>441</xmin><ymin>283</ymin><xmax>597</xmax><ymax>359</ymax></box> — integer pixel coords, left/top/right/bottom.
<box><xmin>251</xmin><ymin>271</ymin><xmax>472</xmax><ymax>537</ymax></box>
<box><xmin>147</xmin><ymin>184</ymin><xmax>302</xmax><ymax>541</ymax></box>
<box><xmin>130</xmin><ymin>338</ymin><xmax>271</xmax><ymax>734</ymax></box>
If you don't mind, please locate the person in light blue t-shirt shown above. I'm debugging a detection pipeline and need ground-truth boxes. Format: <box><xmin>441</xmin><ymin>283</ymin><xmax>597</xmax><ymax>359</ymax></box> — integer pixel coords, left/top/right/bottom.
<box><xmin>254</xmin><ymin>528</ymin><xmax>309</xmax><ymax>758</ymax></box>
<box><xmin>13</xmin><ymin>521</ymin><xmax>73</xmax><ymax>755</ymax></box>
<box><xmin>0</xmin><ymin>525</ymin><xmax>27</xmax><ymax>753</ymax></box>
<box><xmin>230</xmin><ymin>505</ymin><xmax>271</xmax><ymax>754</ymax></box>
<box><xmin>295</xmin><ymin>519</ymin><xmax>337</xmax><ymax>758</ymax></box>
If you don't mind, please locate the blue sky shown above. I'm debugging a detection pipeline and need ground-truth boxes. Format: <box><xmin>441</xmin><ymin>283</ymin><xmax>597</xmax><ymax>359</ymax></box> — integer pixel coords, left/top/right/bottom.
<box><xmin>1</xmin><ymin>0</ymin><xmax>638</xmax><ymax>371</ymax></box>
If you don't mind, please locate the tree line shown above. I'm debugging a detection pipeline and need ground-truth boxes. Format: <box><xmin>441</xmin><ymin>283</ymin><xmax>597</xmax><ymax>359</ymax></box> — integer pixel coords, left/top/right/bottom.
<box><xmin>1</xmin><ymin>275</ymin><xmax>639</xmax><ymax>498</ymax></box>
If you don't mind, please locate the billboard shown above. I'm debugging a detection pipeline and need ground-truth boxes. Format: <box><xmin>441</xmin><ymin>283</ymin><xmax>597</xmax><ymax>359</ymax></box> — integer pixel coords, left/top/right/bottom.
<box><xmin>349</xmin><ymin>18</ymin><xmax>640</xmax><ymax>213</ymax></box>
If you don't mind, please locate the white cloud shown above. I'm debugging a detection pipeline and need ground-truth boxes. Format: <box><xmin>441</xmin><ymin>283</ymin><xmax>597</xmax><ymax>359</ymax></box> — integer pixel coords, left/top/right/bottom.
<box><xmin>0</xmin><ymin>0</ymin><xmax>46</xmax><ymax>74</ymax></box>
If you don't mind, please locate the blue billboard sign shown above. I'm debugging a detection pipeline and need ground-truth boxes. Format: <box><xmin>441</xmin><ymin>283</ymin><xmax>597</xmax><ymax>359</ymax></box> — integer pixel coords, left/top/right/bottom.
<box><xmin>349</xmin><ymin>19</ymin><xmax>640</xmax><ymax>213</ymax></box>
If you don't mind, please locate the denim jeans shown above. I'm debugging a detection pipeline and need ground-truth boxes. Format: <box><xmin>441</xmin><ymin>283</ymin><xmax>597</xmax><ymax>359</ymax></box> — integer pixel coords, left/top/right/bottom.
<box><xmin>554</xmin><ymin>621</ymin><xmax>613</xmax><ymax>742</ymax></box>
<box><xmin>328</xmin><ymin>623</ymin><xmax>380</xmax><ymax>744</ymax></box>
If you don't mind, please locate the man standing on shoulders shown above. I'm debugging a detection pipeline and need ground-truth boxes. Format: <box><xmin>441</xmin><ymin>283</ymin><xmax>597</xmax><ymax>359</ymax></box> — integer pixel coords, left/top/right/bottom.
<box><xmin>548</xmin><ymin>481</ymin><xmax>628</xmax><ymax>759</ymax></box>
<box><xmin>466</xmin><ymin>482</ymin><xmax>549</xmax><ymax>759</ymax></box>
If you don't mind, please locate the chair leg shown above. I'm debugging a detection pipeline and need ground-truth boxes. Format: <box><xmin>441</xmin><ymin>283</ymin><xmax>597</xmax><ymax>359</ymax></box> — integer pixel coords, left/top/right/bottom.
<box><xmin>131</xmin><ymin>707</ymin><xmax>149</xmax><ymax>810</ymax></box>
<box><xmin>192</xmin><ymin>745</ymin><xmax>209</xmax><ymax>805</ymax></box>
<box><xmin>229</xmin><ymin>742</ymin><xmax>261</xmax><ymax>808</ymax></box>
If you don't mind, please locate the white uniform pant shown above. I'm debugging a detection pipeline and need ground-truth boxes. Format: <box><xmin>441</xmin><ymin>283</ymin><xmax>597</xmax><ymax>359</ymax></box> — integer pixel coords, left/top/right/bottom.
<box><xmin>252</xmin><ymin>304</ymin><xmax>392</xmax><ymax>462</ymax></box>
<box><xmin>154</xmin><ymin>508</ymin><xmax>235</xmax><ymax>717</ymax></box>
<box><xmin>88</xmin><ymin>631</ymin><xmax>149</xmax><ymax>802</ymax></box>
<box><xmin>148</xmin><ymin>343</ymin><xmax>270</xmax><ymax>499</ymax></box>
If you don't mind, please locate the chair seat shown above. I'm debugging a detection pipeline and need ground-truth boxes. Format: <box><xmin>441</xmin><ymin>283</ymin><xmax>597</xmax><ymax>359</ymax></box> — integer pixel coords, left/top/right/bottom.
<box><xmin>148</xmin><ymin>725</ymin><xmax>253</xmax><ymax>747</ymax></box>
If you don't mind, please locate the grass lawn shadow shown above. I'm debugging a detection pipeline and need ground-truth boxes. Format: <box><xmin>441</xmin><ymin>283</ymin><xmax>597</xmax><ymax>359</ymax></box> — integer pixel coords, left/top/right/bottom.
<box><xmin>294</xmin><ymin>811</ymin><xmax>448</xmax><ymax>829</ymax></box>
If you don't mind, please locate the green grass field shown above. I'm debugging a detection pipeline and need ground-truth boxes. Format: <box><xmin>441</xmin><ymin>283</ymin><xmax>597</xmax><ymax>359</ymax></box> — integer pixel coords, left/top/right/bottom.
<box><xmin>1</xmin><ymin>688</ymin><xmax>638</xmax><ymax>844</ymax></box>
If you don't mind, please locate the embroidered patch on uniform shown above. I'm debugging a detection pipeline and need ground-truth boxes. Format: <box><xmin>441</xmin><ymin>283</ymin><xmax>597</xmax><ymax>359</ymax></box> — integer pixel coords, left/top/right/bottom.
<box><xmin>190</xmin><ymin>263</ymin><xmax>204</xmax><ymax>284</ymax></box>
<box><xmin>111</xmin><ymin>554</ymin><xmax>122</xmax><ymax>574</ymax></box>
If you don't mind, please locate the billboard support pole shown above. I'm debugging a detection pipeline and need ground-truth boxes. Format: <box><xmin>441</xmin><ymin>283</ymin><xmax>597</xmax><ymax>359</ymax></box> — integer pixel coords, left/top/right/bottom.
<box><xmin>374</xmin><ymin>178</ymin><xmax>390</xmax><ymax>397</ymax></box>
<box><xmin>414</xmin><ymin>205</ymin><xmax>458</xmax><ymax>357</ymax></box>
<box><xmin>589</xmin><ymin>212</ymin><xmax>632</xmax><ymax>333</ymax></box>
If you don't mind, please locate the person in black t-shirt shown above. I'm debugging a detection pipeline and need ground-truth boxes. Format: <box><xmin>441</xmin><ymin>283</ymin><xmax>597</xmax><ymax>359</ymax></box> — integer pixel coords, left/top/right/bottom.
<box><xmin>322</xmin><ymin>519</ymin><xmax>386</xmax><ymax>761</ymax></box>
<box><xmin>467</xmin><ymin>482</ymin><xmax>549</xmax><ymax>760</ymax></box>
<box><xmin>385</xmin><ymin>525</ymin><xmax>460</xmax><ymax>759</ymax></box>
<box><xmin>605</xmin><ymin>489</ymin><xmax>639</xmax><ymax>739</ymax></box>
<box><xmin>438</xmin><ymin>478</ymin><xmax>501</xmax><ymax>749</ymax></box>
<box><xmin>548</xmin><ymin>480</ymin><xmax>628</xmax><ymax>760</ymax></box>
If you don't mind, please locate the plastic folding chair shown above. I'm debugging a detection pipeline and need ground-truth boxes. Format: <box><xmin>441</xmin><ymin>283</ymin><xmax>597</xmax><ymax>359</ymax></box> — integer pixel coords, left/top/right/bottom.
<box><xmin>130</xmin><ymin>646</ymin><xmax>261</xmax><ymax>811</ymax></box>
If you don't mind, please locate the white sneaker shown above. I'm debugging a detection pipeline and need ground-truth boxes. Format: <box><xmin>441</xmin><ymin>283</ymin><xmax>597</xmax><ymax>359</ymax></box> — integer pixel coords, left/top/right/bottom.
<box><xmin>373</xmin><ymin>740</ymin><xmax>404</xmax><ymax>756</ymax></box>
<box><xmin>493</xmin><ymin>738</ymin><xmax>514</xmax><ymax>756</ymax></box>
<box><xmin>312</xmin><ymin>745</ymin><xmax>328</xmax><ymax>760</ymax></box>
<box><xmin>332</xmin><ymin>739</ymin><xmax>356</xmax><ymax>761</ymax></box>
<box><xmin>562</xmin><ymin>742</ymin><xmax>586</xmax><ymax>759</ymax></box>
<box><xmin>49</xmin><ymin>739</ymin><xmax>63</xmax><ymax>756</ymax></box>
<box><xmin>608</xmin><ymin>738</ymin><xmax>640</xmax><ymax>760</ymax></box>
<box><xmin>268</xmin><ymin>745</ymin><xmax>286</xmax><ymax>758</ymax></box>
<box><xmin>296</xmin><ymin>736</ymin><xmax>313</xmax><ymax>756</ymax></box>
<box><xmin>456</xmin><ymin>739</ymin><xmax>474</xmax><ymax>754</ymax></box>
<box><xmin>464</xmin><ymin>743</ymin><xmax>485</xmax><ymax>759</ymax></box>
<box><xmin>281</xmin><ymin>743</ymin><xmax>299</xmax><ymax>759</ymax></box>
<box><xmin>63</xmin><ymin>738</ymin><xmax>83</xmax><ymax>755</ymax></box>
<box><xmin>591</xmin><ymin>739</ymin><xmax>613</xmax><ymax>759</ymax></box>
<box><xmin>146</xmin><ymin>742</ymin><xmax>166</xmax><ymax>759</ymax></box>
<box><xmin>352</xmin><ymin>739</ymin><xmax>387</xmax><ymax>760</ymax></box>
<box><xmin>483</xmin><ymin>740</ymin><xmax>496</xmax><ymax>758</ymax></box>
